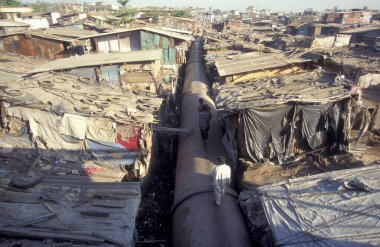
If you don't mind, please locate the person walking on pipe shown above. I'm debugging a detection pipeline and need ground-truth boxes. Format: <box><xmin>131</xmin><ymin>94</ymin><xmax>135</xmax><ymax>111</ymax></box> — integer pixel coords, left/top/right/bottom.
<box><xmin>211</xmin><ymin>156</ymin><xmax>231</xmax><ymax>206</ymax></box>
<box><xmin>198</xmin><ymin>98</ymin><xmax>212</xmax><ymax>142</ymax></box>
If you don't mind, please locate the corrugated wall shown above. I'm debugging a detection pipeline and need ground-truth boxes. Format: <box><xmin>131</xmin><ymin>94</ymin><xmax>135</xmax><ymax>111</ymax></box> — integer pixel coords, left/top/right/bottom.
<box><xmin>1</xmin><ymin>34</ymin><xmax>66</xmax><ymax>60</ymax></box>
<box><xmin>140</xmin><ymin>31</ymin><xmax>177</xmax><ymax>65</ymax></box>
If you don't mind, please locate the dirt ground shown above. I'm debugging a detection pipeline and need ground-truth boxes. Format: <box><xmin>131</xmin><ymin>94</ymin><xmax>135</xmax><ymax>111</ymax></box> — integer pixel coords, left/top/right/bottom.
<box><xmin>242</xmin><ymin>131</ymin><xmax>380</xmax><ymax>189</ymax></box>
<box><xmin>241</xmin><ymin>153</ymin><xmax>363</xmax><ymax>188</ymax></box>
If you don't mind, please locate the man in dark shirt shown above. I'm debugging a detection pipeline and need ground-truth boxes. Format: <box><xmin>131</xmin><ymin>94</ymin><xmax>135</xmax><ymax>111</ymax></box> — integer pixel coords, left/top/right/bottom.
<box><xmin>198</xmin><ymin>98</ymin><xmax>212</xmax><ymax>142</ymax></box>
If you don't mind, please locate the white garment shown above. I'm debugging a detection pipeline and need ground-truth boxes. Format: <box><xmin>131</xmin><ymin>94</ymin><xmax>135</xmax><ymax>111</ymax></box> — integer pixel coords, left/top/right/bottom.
<box><xmin>211</xmin><ymin>164</ymin><xmax>231</xmax><ymax>206</ymax></box>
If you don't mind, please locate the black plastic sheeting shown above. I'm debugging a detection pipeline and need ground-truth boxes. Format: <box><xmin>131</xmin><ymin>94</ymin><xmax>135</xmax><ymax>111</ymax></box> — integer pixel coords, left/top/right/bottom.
<box><xmin>239</xmin><ymin>105</ymin><xmax>290</xmax><ymax>164</ymax></box>
<box><xmin>238</xmin><ymin>101</ymin><xmax>349</xmax><ymax>164</ymax></box>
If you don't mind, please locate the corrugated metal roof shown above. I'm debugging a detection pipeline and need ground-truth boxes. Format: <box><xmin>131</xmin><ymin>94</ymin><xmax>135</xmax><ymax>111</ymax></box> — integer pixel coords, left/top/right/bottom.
<box><xmin>44</xmin><ymin>27</ymin><xmax>99</xmax><ymax>38</ymax></box>
<box><xmin>142</xmin><ymin>26</ymin><xmax>192</xmax><ymax>41</ymax></box>
<box><xmin>29</xmin><ymin>49</ymin><xmax>162</xmax><ymax>74</ymax></box>
<box><xmin>161</xmin><ymin>27</ymin><xmax>192</xmax><ymax>35</ymax></box>
<box><xmin>0</xmin><ymin>27</ymin><xmax>97</xmax><ymax>42</ymax></box>
<box><xmin>0</xmin><ymin>20</ymin><xmax>29</xmax><ymax>27</ymax></box>
<box><xmin>340</xmin><ymin>25</ymin><xmax>380</xmax><ymax>34</ymax></box>
<box><xmin>215</xmin><ymin>52</ymin><xmax>311</xmax><ymax>77</ymax></box>
<box><xmin>77</xmin><ymin>26</ymin><xmax>192</xmax><ymax>41</ymax></box>
<box><xmin>164</xmin><ymin>16</ymin><xmax>198</xmax><ymax>22</ymax></box>
<box><xmin>88</xmin><ymin>14</ymin><xmax>108</xmax><ymax>21</ymax></box>
<box><xmin>0</xmin><ymin>30</ymin><xmax>78</xmax><ymax>43</ymax></box>
<box><xmin>31</xmin><ymin>32</ymin><xmax>78</xmax><ymax>42</ymax></box>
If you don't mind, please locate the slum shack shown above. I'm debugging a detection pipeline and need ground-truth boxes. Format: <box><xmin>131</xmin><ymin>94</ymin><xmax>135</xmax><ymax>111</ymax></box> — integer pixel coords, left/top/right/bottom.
<box><xmin>204</xmin><ymin>29</ymin><xmax>279</xmax><ymax>55</ymax></box>
<box><xmin>0</xmin><ymin>50</ymin><xmax>164</xmax><ymax>245</ymax></box>
<box><xmin>213</xmin><ymin>50</ymin><xmax>319</xmax><ymax>84</ymax></box>
<box><xmin>77</xmin><ymin>26</ymin><xmax>192</xmax><ymax>95</ymax></box>
<box><xmin>0</xmin><ymin>27</ymin><xmax>99</xmax><ymax>59</ymax></box>
<box><xmin>28</xmin><ymin>49</ymin><xmax>164</xmax><ymax>92</ymax></box>
<box><xmin>239</xmin><ymin>164</ymin><xmax>380</xmax><ymax>246</ymax></box>
<box><xmin>77</xmin><ymin>27</ymin><xmax>191</xmax><ymax>65</ymax></box>
<box><xmin>0</xmin><ymin>20</ymin><xmax>29</xmax><ymax>35</ymax></box>
<box><xmin>212</xmin><ymin>67</ymin><xmax>376</xmax><ymax>187</ymax></box>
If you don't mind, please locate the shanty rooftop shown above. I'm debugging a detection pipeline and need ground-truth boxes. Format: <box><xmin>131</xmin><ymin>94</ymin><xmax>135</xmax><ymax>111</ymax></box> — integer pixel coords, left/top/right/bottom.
<box><xmin>0</xmin><ymin>57</ymin><xmax>163</xmax><ymax>244</ymax></box>
<box><xmin>214</xmin><ymin>51</ymin><xmax>313</xmax><ymax>77</ymax></box>
<box><xmin>0</xmin><ymin>28</ymin><xmax>93</xmax><ymax>43</ymax></box>
<box><xmin>2</xmin><ymin>72</ymin><xmax>161</xmax><ymax>124</ymax></box>
<box><xmin>43</xmin><ymin>26</ymin><xmax>100</xmax><ymax>39</ymax></box>
<box><xmin>29</xmin><ymin>49</ymin><xmax>162</xmax><ymax>74</ymax></box>
<box><xmin>0</xmin><ymin>166</ymin><xmax>141</xmax><ymax>246</ymax></box>
<box><xmin>0</xmin><ymin>53</ymin><xmax>47</xmax><ymax>74</ymax></box>
<box><xmin>239</xmin><ymin>164</ymin><xmax>380</xmax><ymax>246</ymax></box>
<box><xmin>339</xmin><ymin>25</ymin><xmax>380</xmax><ymax>34</ymax></box>
<box><xmin>77</xmin><ymin>26</ymin><xmax>193</xmax><ymax>42</ymax></box>
<box><xmin>214</xmin><ymin>70</ymin><xmax>352</xmax><ymax>113</ymax></box>
<box><xmin>0</xmin><ymin>20</ymin><xmax>29</xmax><ymax>27</ymax></box>
<box><xmin>0</xmin><ymin>68</ymin><xmax>160</xmax><ymax>246</ymax></box>
<box><xmin>87</xmin><ymin>14</ymin><xmax>109</xmax><ymax>21</ymax></box>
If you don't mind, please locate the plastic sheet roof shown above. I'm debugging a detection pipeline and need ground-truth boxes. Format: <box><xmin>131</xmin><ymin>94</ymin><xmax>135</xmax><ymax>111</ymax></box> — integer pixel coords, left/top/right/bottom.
<box><xmin>214</xmin><ymin>70</ymin><xmax>352</xmax><ymax>114</ymax></box>
<box><xmin>215</xmin><ymin>51</ymin><xmax>312</xmax><ymax>77</ymax></box>
<box><xmin>253</xmin><ymin>165</ymin><xmax>380</xmax><ymax>247</ymax></box>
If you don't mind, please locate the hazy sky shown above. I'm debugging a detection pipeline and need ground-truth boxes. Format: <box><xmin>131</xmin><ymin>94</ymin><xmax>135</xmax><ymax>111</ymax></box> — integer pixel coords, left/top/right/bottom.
<box><xmin>112</xmin><ymin>0</ymin><xmax>378</xmax><ymax>12</ymax></box>
<box><xmin>22</xmin><ymin>0</ymin><xmax>380</xmax><ymax>12</ymax></box>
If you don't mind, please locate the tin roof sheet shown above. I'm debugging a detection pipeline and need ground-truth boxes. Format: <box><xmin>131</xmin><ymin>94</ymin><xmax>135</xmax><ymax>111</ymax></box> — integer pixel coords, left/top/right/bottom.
<box><xmin>30</xmin><ymin>49</ymin><xmax>162</xmax><ymax>74</ymax></box>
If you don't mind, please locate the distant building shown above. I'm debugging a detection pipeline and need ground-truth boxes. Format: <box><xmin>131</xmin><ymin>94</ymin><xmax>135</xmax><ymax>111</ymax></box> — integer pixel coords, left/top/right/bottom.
<box><xmin>202</xmin><ymin>12</ymin><xmax>215</xmax><ymax>24</ymax></box>
<box><xmin>61</xmin><ymin>14</ymin><xmax>114</xmax><ymax>32</ymax></box>
<box><xmin>229</xmin><ymin>10</ymin><xmax>240</xmax><ymax>16</ymax></box>
<box><xmin>223</xmin><ymin>18</ymin><xmax>245</xmax><ymax>31</ymax></box>
<box><xmin>21</xmin><ymin>16</ymin><xmax>49</xmax><ymax>29</ymax></box>
<box><xmin>260</xmin><ymin>9</ymin><xmax>272</xmax><ymax>17</ymax></box>
<box><xmin>246</xmin><ymin>6</ymin><xmax>259</xmax><ymax>14</ymax></box>
<box><xmin>323</xmin><ymin>11</ymin><xmax>372</xmax><ymax>24</ymax></box>
<box><xmin>57</xmin><ymin>12</ymin><xmax>88</xmax><ymax>26</ymax></box>
<box><xmin>140</xmin><ymin>16</ymin><xmax>198</xmax><ymax>32</ymax></box>
<box><xmin>0</xmin><ymin>20</ymin><xmax>29</xmax><ymax>35</ymax></box>
<box><xmin>57</xmin><ymin>3</ymin><xmax>84</xmax><ymax>14</ymax></box>
<box><xmin>0</xmin><ymin>6</ymin><xmax>33</xmax><ymax>22</ymax></box>
<box><xmin>83</xmin><ymin>1</ymin><xmax>118</xmax><ymax>12</ymax></box>
<box><xmin>287</xmin><ymin>13</ymin><xmax>321</xmax><ymax>26</ymax></box>
<box><xmin>20</xmin><ymin>12</ymin><xmax>60</xmax><ymax>29</ymax></box>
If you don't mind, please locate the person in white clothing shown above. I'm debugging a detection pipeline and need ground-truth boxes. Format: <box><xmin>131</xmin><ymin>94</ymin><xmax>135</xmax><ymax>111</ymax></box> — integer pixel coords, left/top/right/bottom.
<box><xmin>211</xmin><ymin>156</ymin><xmax>231</xmax><ymax>206</ymax></box>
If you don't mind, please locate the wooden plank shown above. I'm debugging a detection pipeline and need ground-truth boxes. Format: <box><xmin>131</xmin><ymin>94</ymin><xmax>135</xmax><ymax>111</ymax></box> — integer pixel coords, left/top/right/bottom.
<box><xmin>72</xmin><ymin>197</ymin><xmax>92</xmax><ymax>208</ymax></box>
<box><xmin>30</xmin><ymin>152</ymin><xmax>43</xmax><ymax>170</ymax></box>
<box><xmin>0</xmin><ymin>227</ymin><xmax>105</xmax><ymax>244</ymax></box>
<box><xmin>10</xmin><ymin>212</ymin><xmax>57</xmax><ymax>228</ymax></box>
<box><xmin>153</xmin><ymin>126</ymin><xmax>193</xmax><ymax>134</ymax></box>
<box><xmin>41</xmin><ymin>201</ymin><xmax>55</xmax><ymax>213</ymax></box>
<box><xmin>80</xmin><ymin>211</ymin><xmax>110</xmax><ymax>218</ymax></box>
<box><xmin>92</xmin><ymin>199</ymin><xmax>126</xmax><ymax>208</ymax></box>
<box><xmin>93</xmin><ymin>192</ymin><xmax>137</xmax><ymax>199</ymax></box>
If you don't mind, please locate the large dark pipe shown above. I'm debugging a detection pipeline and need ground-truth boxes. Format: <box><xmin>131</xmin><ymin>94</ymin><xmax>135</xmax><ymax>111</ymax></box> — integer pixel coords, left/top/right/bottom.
<box><xmin>172</xmin><ymin>38</ymin><xmax>251</xmax><ymax>247</ymax></box>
